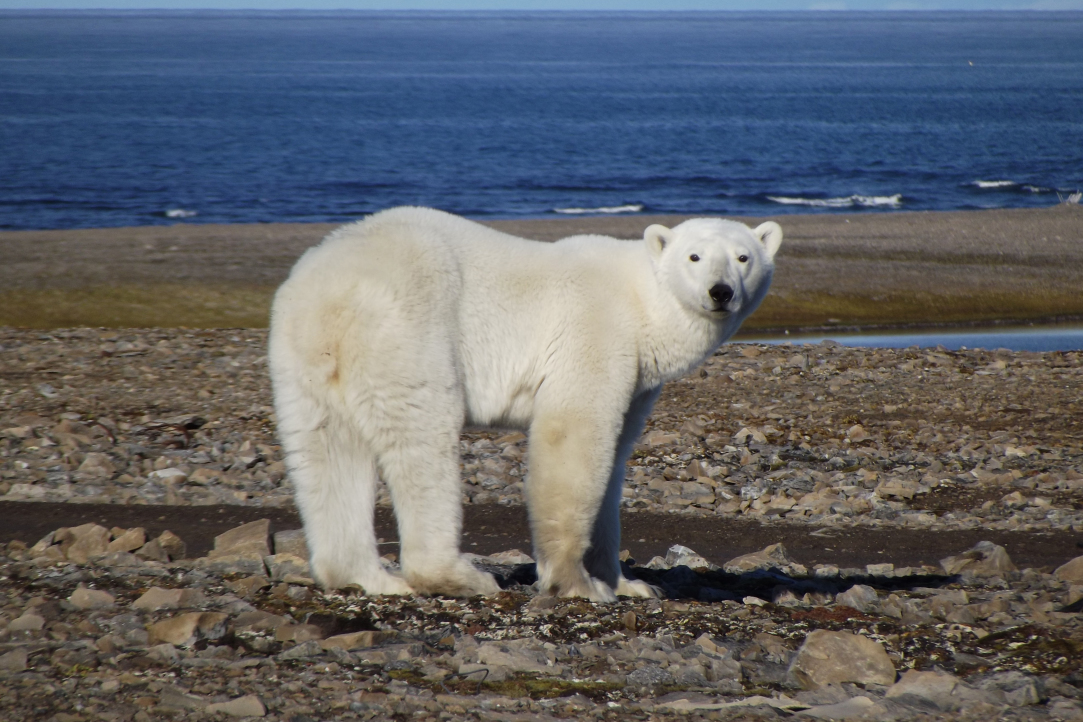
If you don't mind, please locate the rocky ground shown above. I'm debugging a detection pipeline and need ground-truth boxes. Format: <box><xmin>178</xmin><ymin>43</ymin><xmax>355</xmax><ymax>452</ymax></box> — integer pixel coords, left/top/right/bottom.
<box><xmin>1</xmin><ymin>518</ymin><xmax>1082</xmax><ymax>721</ymax></box>
<box><xmin>1</xmin><ymin>325</ymin><xmax>1082</xmax><ymax>720</ymax></box>
<box><xmin>1</xmin><ymin>327</ymin><xmax>1081</xmax><ymax>533</ymax></box>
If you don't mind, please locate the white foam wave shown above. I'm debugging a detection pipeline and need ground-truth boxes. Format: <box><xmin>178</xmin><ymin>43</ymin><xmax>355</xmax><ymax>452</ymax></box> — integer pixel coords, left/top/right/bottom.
<box><xmin>553</xmin><ymin>204</ymin><xmax>644</xmax><ymax>215</ymax></box>
<box><xmin>971</xmin><ymin>180</ymin><xmax>1016</xmax><ymax>189</ymax></box>
<box><xmin>1023</xmin><ymin>185</ymin><xmax>1050</xmax><ymax>193</ymax></box>
<box><xmin>165</xmin><ymin>208</ymin><xmax>198</xmax><ymax>218</ymax></box>
<box><xmin>766</xmin><ymin>194</ymin><xmax>902</xmax><ymax>209</ymax></box>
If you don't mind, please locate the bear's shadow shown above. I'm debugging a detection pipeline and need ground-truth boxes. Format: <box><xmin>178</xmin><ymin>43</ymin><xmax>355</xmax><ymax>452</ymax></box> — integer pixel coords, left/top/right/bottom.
<box><xmin>480</xmin><ymin>559</ymin><xmax>953</xmax><ymax>604</ymax></box>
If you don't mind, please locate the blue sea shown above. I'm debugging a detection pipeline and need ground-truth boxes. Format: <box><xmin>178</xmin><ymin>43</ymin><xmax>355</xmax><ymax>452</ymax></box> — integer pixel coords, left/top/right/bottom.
<box><xmin>1</xmin><ymin>11</ymin><xmax>1082</xmax><ymax>231</ymax></box>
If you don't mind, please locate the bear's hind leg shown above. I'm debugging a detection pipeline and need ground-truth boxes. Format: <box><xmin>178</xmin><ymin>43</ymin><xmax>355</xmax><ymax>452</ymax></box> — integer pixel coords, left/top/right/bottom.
<box><xmin>285</xmin><ymin>424</ymin><xmax>413</xmax><ymax>596</ymax></box>
<box><xmin>375</xmin><ymin>413</ymin><xmax>499</xmax><ymax>597</ymax></box>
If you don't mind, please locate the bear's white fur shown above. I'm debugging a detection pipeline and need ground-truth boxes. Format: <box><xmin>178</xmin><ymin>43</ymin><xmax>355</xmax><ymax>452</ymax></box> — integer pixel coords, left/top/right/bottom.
<box><xmin>269</xmin><ymin>207</ymin><xmax>781</xmax><ymax>601</ymax></box>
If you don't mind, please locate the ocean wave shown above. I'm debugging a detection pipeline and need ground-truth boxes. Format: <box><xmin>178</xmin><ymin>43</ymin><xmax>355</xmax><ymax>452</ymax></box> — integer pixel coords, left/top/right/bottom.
<box><xmin>766</xmin><ymin>194</ymin><xmax>902</xmax><ymax>209</ymax></box>
<box><xmin>970</xmin><ymin>180</ymin><xmax>1016</xmax><ymax>189</ymax></box>
<box><xmin>553</xmin><ymin>204</ymin><xmax>644</xmax><ymax>215</ymax></box>
<box><xmin>164</xmin><ymin>208</ymin><xmax>198</xmax><ymax>218</ymax></box>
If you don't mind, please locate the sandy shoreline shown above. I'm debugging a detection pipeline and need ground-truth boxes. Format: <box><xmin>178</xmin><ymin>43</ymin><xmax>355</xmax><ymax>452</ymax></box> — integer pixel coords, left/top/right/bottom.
<box><xmin>2</xmin><ymin>205</ymin><xmax>1082</xmax><ymax>330</ymax></box>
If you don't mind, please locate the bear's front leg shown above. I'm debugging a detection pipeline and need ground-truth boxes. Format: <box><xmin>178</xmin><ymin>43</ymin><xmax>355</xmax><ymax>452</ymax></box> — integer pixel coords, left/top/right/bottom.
<box><xmin>526</xmin><ymin>403</ymin><xmax>627</xmax><ymax>602</ymax></box>
<box><xmin>584</xmin><ymin>386</ymin><xmax>662</xmax><ymax>599</ymax></box>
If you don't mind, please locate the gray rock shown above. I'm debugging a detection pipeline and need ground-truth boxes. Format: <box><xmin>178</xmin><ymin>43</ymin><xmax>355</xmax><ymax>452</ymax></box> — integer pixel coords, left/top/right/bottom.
<box><xmin>476</xmin><ymin>639</ymin><xmax>563</xmax><ymax>676</ymax></box>
<box><xmin>211</xmin><ymin>519</ymin><xmax>271</xmax><ymax>558</ymax></box>
<box><xmin>724</xmin><ymin>543</ymin><xmax>802</xmax><ymax>575</ymax></box>
<box><xmin>885</xmin><ymin>670</ymin><xmax>998</xmax><ymax>711</ymax></box>
<box><xmin>789</xmin><ymin>630</ymin><xmax>895</xmax><ymax>689</ymax></box>
<box><xmin>940</xmin><ymin>541</ymin><xmax>1017</xmax><ymax>577</ymax></box>
<box><xmin>68</xmin><ymin>585</ymin><xmax>116</xmax><ymax>610</ymax></box>
<box><xmin>1054</xmin><ymin>555</ymin><xmax>1083</xmax><ymax>584</ymax></box>
<box><xmin>980</xmin><ymin>671</ymin><xmax>1041</xmax><ymax>706</ymax></box>
<box><xmin>60</xmin><ymin>523</ymin><xmax>111</xmax><ymax>563</ymax></box>
<box><xmin>664</xmin><ymin>544</ymin><xmax>717</xmax><ymax>570</ymax></box>
<box><xmin>0</xmin><ymin>647</ymin><xmax>28</xmax><ymax>672</ymax></box>
<box><xmin>105</xmin><ymin>527</ymin><xmax>146</xmax><ymax>553</ymax></box>
<box><xmin>835</xmin><ymin>584</ymin><xmax>878</xmax><ymax>612</ymax></box>
<box><xmin>8</xmin><ymin>612</ymin><xmax>46</xmax><ymax>632</ymax></box>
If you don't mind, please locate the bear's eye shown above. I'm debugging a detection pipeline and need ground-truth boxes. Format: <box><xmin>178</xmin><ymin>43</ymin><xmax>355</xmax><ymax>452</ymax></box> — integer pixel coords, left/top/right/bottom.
<box><xmin>738</xmin><ymin>254</ymin><xmax>749</xmax><ymax>263</ymax></box>
<box><xmin>689</xmin><ymin>254</ymin><xmax>700</xmax><ymax>262</ymax></box>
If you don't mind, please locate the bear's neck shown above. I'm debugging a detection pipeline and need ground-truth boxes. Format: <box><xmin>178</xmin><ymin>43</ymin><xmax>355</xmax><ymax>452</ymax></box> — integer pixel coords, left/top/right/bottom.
<box><xmin>636</xmin><ymin>287</ymin><xmax>732</xmax><ymax>392</ymax></box>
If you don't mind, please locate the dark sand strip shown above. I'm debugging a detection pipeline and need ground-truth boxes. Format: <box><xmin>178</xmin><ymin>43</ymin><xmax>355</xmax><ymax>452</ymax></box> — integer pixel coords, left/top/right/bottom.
<box><xmin>2</xmin><ymin>501</ymin><xmax>1077</xmax><ymax>572</ymax></box>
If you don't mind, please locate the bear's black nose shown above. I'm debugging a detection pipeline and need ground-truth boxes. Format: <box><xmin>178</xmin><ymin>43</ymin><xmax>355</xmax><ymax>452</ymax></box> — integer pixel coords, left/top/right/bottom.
<box><xmin>709</xmin><ymin>283</ymin><xmax>734</xmax><ymax>305</ymax></box>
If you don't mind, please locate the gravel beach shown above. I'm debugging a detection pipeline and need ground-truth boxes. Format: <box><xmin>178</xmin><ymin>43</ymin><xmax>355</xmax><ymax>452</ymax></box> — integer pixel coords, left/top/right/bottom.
<box><xmin>1</xmin><ymin>208</ymin><xmax>1082</xmax><ymax>720</ymax></box>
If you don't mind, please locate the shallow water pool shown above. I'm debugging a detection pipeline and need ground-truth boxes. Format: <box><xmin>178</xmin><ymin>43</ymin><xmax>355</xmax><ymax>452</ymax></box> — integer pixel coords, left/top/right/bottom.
<box><xmin>746</xmin><ymin>325</ymin><xmax>1083</xmax><ymax>352</ymax></box>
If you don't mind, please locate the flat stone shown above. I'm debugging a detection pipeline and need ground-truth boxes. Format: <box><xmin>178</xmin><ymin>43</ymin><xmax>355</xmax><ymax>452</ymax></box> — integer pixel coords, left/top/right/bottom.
<box><xmin>68</xmin><ymin>586</ymin><xmax>116</xmax><ymax>610</ymax></box>
<box><xmin>8</xmin><ymin>613</ymin><xmax>45</xmax><ymax>632</ymax></box>
<box><xmin>132</xmin><ymin>587</ymin><xmax>205</xmax><ymax>611</ymax></box>
<box><xmin>724</xmin><ymin>543</ymin><xmax>794</xmax><ymax>574</ymax></box>
<box><xmin>1054</xmin><ymin>555</ymin><xmax>1083</xmax><ymax>583</ymax></box>
<box><xmin>885</xmin><ymin>670</ymin><xmax>967</xmax><ymax>711</ymax></box>
<box><xmin>147</xmin><ymin>612</ymin><xmax>229</xmax><ymax>646</ymax></box>
<box><xmin>0</xmin><ymin>647</ymin><xmax>28</xmax><ymax>672</ymax></box>
<box><xmin>272</xmin><ymin>529</ymin><xmax>309</xmax><ymax>559</ymax></box>
<box><xmin>940</xmin><ymin>540</ymin><xmax>1017</xmax><ymax>577</ymax></box>
<box><xmin>211</xmin><ymin>519</ymin><xmax>271</xmax><ymax>558</ymax></box>
<box><xmin>106</xmin><ymin>527</ymin><xmax>146</xmax><ymax>554</ymax></box>
<box><xmin>789</xmin><ymin>630</ymin><xmax>895</xmax><ymax>689</ymax></box>
<box><xmin>205</xmin><ymin>694</ymin><xmax>266</xmax><ymax>717</ymax></box>
<box><xmin>798</xmin><ymin>696</ymin><xmax>876</xmax><ymax>719</ymax></box>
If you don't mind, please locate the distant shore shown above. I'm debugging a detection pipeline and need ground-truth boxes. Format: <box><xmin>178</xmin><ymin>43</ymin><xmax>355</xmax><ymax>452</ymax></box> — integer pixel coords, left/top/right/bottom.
<box><xmin>1</xmin><ymin>205</ymin><xmax>1081</xmax><ymax>331</ymax></box>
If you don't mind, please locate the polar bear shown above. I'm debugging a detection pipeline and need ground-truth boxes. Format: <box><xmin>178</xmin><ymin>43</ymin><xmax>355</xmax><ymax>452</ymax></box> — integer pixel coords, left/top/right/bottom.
<box><xmin>269</xmin><ymin>207</ymin><xmax>781</xmax><ymax>601</ymax></box>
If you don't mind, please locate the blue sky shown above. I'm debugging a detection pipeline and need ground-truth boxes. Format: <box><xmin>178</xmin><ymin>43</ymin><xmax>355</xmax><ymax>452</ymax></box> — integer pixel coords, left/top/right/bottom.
<box><xmin>3</xmin><ymin>0</ymin><xmax>1083</xmax><ymax>9</ymax></box>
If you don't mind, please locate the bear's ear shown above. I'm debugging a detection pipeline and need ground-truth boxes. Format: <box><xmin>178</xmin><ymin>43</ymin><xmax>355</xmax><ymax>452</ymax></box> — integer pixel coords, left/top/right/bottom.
<box><xmin>754</xmin><ymin>221</ymin><xmax>783</xmax><ymax>260</ymax></box>
<box><xmin>644</xmin><ymin>224</ymin><xmax>672</xmax><ymax>260</ymax></box>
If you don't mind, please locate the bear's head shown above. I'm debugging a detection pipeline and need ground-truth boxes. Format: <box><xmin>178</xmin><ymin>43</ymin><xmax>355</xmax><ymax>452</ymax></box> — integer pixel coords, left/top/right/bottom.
<box><xmin>645</xmin><ymin>218</ymin><xmax>782</xmax><ymax>325</ymax></box>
